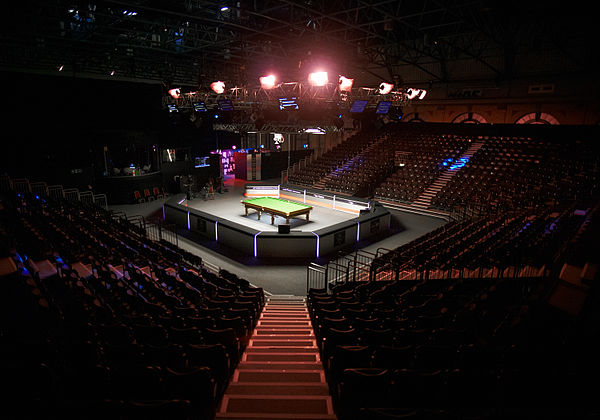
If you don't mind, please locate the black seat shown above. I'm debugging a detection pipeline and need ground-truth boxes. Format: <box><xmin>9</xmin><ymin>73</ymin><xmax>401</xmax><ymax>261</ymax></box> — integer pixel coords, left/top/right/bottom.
<box><xmin>124</xmin><ymin>399</ymin><xmax>193</xmax><ymax>420</ymax></box>
<box><xmin>163</xmin><ymin>366</ymin><xmax>216</xmax><ymax>418</ymax></box>
<box><xmin>328</xmin><ymin>345</ymin><xmax>373</xmax><ymax>385</ymax></box>
<box><xmin>110</xmin><ymin>365</ymin><xmax>166</xmax><ymax>401</ymax></box>
<box><xmin>372</xmin><ymin>345</ymin><xmax>415</xmax><ymax>369</ymax></box>
<box><xmin>184</xmin><ymin>343</ymin><xmax>230</xmax><ymax>395</ymax></box>
<box><xmin>339</xmin><ymin>368</ymin><xmax>393</xmax><ymax>418</ymax></box>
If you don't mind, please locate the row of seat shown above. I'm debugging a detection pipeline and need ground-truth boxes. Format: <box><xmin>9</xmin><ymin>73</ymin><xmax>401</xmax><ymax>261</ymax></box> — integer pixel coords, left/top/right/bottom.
<box><xmin>134</xmin><ymin>186</ymin><xmax>167</xmax><ymax>203</ymax></box>
<box><xmin>0</xmin><ymin>190</ymin><xmax>264</xmax><ymax>419</ymax></box>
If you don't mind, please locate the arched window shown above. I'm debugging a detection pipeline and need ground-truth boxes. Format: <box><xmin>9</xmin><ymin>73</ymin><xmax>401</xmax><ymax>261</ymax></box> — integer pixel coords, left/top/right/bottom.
<box><xmin>403</xmin><ymin>112</ymin><xmax>425</xmax><ymax>122</ymax></box>
<box><xmin>452</xmin><ymin>112</ymin><xmax>488</xmax><ymax>124</ymax></box>
<box><xmin>515</xmin><ymin>112</ymin><xmax>560</xmax><ymax>125</ymax></box>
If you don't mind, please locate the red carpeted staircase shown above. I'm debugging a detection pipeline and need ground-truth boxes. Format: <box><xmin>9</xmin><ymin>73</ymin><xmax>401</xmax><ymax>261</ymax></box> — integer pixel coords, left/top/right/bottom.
<box><xmin>216</xmin><ymin>295</ymin><xmax>337</xmax><ymax>419</ymax></box>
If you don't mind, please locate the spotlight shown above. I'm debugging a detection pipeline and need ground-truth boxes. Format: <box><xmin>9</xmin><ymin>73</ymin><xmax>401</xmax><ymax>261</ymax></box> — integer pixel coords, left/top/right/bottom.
<box><xmin>168</xmin><ymin>88</ymin><xmax>181</xmax><ymax>99</ymax></box>
<box><xmin>308</xmin><ymin>71</ymin><xmax>328</xmax><ymax>86</ymax></box>
<box><xmin>259</xmin><ymin>75</ymin><xmax>276</xmax><ymax>89</ymax></box>
<box><xmin>406</xmin><ymin>88</ymin><xmax>427</xmax><ymax>100</ymax></box>
<box><xmin>339</xmin><ymin>76</ymin><xmax>354</xmax><ymax>92</ymax></box>
<box><xmin>379</xmin><ymin>82</ymin><xmax>394</xmax><ymax>94</ymax></box>
<box><xmin>211</xmin><ymin>81</ymin><xmax>225</xmax><ymax>94</ymax></box>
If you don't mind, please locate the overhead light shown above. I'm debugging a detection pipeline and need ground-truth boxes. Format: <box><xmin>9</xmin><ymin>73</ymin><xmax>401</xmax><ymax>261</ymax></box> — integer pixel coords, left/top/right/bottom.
<box><xmin>406</xmin><ymin>88</ymin><xmax>427</xmax><ymax>100</ymax></box>
<box><xmin>211</xmin><ymin>81</ymin><xmax>225</xmax><ymax>94</ymax></box>
<box><xmin>259</xmin><ymin>74</ymin><xmax>276</xmax><ymax>89</ymax></box>
<box><xmin>379</xmin><ymin>82</ymin><xmax>394</xmax><ymax>94</ymax></box>
<box><xmin>58</xmin><ymin>65</ymin><xmax>64</xmax><ymax>71</ymax></box>
<box><xmin>220</xmin><ymin>6</ymin><xmax>229</xmax><ymax>11</ymax></box>
<box><xmin>304</xmin><ymin>127</ymin><xmax>325</xmax><ymax>134</ymax></box>
<box><xmin>339</xmin><ymin>75</ymin><xmax>354</xmax><ymax>92</ymax></box>
<box><xmin>308</xmin><ymin>71</ymin><xmax>328</xmax><ymax>86</ymax></box>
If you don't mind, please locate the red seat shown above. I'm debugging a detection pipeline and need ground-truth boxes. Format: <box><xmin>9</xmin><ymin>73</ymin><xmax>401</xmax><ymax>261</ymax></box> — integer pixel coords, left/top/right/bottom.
<box><xmin>134</xmin><ymin>190</ymin><xmax>145</xmax><ymax>203</ymax></box>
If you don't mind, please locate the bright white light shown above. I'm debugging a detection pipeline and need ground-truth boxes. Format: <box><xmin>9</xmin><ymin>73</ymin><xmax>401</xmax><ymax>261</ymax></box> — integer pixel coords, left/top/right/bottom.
<box><xmin>308</xmin><ymin>71</ymin><xmax>328</xmax><ymax>86</ymax></box>
<box><xmin>168</xmin><ymin>88</ymin><xmax>181</xmax><ymax>99</ymax></box>
<box><xmin>304</xmin><ymin>127</ymin><xmax>326</xmax><ymax>134</ymax></box>
<box><xmin>259</xmin><ymin>74</ymin><xmax>276</xmax><ymax>89</ymax></box>
<box><xmin>339</xmin><ymin>75</ymin><xmax>354</xmax><ymax>91</ymax></box>
<box><xmin>379</xmin><ymin>82</ymin><xmax>394</xmax><ymax>94</ymax></box>
<box><xmin>210</xmin><ymin>81</ymin><xmax>225</xmax><ymax>94</ymax></box>
<box><xmin>406</xmin><ymin>88</ymin><xmax>426</xmax><ymax>100</ymax></box>
<box><xmin>220</xmin><ymin>6</ymin><xmax>229</xmax><ymax>11</ymax></box>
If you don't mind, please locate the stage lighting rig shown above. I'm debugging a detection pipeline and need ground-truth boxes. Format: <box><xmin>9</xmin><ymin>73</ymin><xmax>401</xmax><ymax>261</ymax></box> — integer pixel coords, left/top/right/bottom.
<box><xmin>260</xmin><ymin>75</ymin><xmax>277</xmax><ymax>89</ymax></box>
<box><xmin>379</xmin><ymin>83</ymin><xmax>394</xmax><ymax>94</ymax></box>
<box><xmin>339</xmin><ymin>76</ymin><xmax>354</xmax><ymax>92</ymax></box>
<box><xmin>308</xmin><ymin>71</ymin><xmax>328</xmax><ymax>86</ymax></box>
<box><xmin>211</xmin><ymin>81</ymin><xmax>225</xmax><ymax>94</ymax></box>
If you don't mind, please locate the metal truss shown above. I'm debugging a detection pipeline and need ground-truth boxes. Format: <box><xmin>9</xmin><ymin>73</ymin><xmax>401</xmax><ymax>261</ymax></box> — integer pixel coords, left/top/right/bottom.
<box><xmin>1</xmin><ymin>1</ymin><xmax>594</xmax><ymax>87</ymax></box>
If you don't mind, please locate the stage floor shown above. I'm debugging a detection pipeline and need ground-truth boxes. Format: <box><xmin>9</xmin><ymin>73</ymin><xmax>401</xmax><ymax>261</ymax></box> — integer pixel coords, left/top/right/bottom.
<box><xmin>108</xmin><ymin>176</ymin><xmax>448</xmax><ymax>296</ymax></box>
<box><xmin>183</xmin><ymin>178</ymin><xmax>357</xmax><ymax>232</ymax></box>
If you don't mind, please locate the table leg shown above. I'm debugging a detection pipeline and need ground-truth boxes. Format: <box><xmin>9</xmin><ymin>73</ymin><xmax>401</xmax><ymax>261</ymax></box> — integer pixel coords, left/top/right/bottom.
<box><xmin>271</xmin><ymin>215</ymin><xmax>275</xmax><ymax>224</ymax></box>
<box><xmin>257</xmin><ymin>211</ymin><xmax>261</xmax><ymax>220</ymax></box>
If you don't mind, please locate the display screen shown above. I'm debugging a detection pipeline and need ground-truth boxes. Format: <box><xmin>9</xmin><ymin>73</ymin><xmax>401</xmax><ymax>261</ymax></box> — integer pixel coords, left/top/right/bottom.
<box><xmin>375</xmin><ymin>101</ymin><xmax>392</xmax><ymax>114</ymax></box>
<box><xmin>217</xmin><ymin>99</ymin><xmax>234</xmax><ymax>111</ymax></box>
<box><xmin>349</xmin><ymin>99</ymin><xmax>368</xmax><ymax>113</ymax></box>
<box><xmin>193</xmin><ymin>101</ymin><xmax>207</xmax><ymax>112</ymax></box>
<box><xmin>167</xmin><ymin>104</ymin><xmax>178</xmax><ymax>113</ymax></box>
<box><xmin>194</xmin><ymin>156</ymin><xmax>210</xmax><ymax>168</ymax></box>
<box><xmin>279</xmin><ymin>97</ymin><xmax>299</xmax><ymax>110</ymax></box>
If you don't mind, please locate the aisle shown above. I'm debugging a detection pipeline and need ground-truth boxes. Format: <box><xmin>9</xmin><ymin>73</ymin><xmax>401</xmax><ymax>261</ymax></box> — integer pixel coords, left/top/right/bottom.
<box><xmin>216</xmin><ymin>295</ymin><xmax>337</xmax><ymax>419</ymax></box>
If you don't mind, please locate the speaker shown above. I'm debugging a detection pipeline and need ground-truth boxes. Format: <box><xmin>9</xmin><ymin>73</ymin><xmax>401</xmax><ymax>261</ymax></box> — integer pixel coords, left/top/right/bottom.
<box><xmin>278</xmin><ymin>224</ymin><xmax>290</xmax><ymax>234</ymax></box>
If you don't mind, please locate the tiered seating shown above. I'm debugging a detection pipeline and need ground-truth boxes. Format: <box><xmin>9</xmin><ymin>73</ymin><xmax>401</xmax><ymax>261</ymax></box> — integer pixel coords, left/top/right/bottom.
<box><xmin>308</xmin><ymin>271</ymin><xmax>599</xmax><ymax>419</ymax></box>
<box><xmin>374</xmin><ymin>130</ymin><xmax>472</xmax><ymax>203</ymax></box>
<box><xmin>431</xmin><ymin>135</ymin><xmax>599</xmax><ymax>213</ymax></box>
<box><xmin>287</xmin><ymin>128</ymin><xmax>378</xmax><ymax>187</ymax></box>
<box><xmin>370</xmin><ymin>202</ymin><xmax>595</xmax><ymax>282</ymax></box>
<box><xmin>307</xmin><ymin>190</ymin><xmax>599</xmax><ymax>418</ymax></box>
<box><xmin>0</xmin><ymin>191</ymin><xmax>264</xmax><ymax>419</ymax></box>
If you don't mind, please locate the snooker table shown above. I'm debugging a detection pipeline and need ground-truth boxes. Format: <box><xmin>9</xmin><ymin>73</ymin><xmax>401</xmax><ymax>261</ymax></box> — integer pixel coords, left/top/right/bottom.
<box><xmin>242</xmin><ymin>197</ymin><xmax>313</xmax><ymax>225</ymax></box>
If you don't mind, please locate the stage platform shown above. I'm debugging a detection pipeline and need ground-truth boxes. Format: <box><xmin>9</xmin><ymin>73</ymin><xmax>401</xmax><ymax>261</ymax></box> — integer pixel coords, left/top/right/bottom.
<box><xmin>163</xmin><ymin>178</ymin><xmax>392</xmax><ymax>259</ymax></box>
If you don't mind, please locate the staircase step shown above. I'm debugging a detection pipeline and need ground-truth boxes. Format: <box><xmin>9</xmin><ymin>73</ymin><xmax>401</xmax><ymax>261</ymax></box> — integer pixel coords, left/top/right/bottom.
<box><xmin>244</xmin><ymin>353</ymin><xmax>319</xmax><ymax>362</ymax></box>
<box><xmin>250</xmin><ymin>339</ymin><xmax>316</xmax><ymax>347</ymax></box>
<box><xmin>258</xmin><ymin>321</ymin><xmax>312</xmax><ymax>327</ymax></box>
<box><xmin>224</xmin><ymin>382</ymin><xmax>330</xmax><ymax>396</ymax></box>
<box><xmin>218</xmin><ymin>300</ymin><xmax>333</xmax><ymax>419</ymax></box>
<box><xmin>245</xmin><ymin>347</ymin><xmax>317</xmax><ymax>354</ymax></box>
<box><xmin>254</xmin><ymin>330</ymin><xmax>313</xmax><ymax>336</ymax></box>
<box><xmin>234</xmin><ymin>370</ymin><xmax>325</xmax><ymax>383</ymax></box>
<box><xmin>219</xmin><ymin>395</ymin><xmax>333</xmax><ymax>416</ymax></box>
<box><xmin>216</xmin><ymin>413</ymin><xmax>336</xmax><ymax>419</ymax></box>
<box><xmin>237</xmin><ymin>361</ymin><xmax>323</xmax><ymax>370</ymax></box>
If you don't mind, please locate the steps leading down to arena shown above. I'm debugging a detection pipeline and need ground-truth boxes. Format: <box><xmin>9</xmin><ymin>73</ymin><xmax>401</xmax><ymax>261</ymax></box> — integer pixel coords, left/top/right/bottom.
<box><xmin>216</xmin><ymin>295</ymin><xmax>336</xmax><ymax>419</ymax></box>
<box><xmin>412</xmin><ymin>140</ymin><xmax>485</xmax><ymax>209</ymax></box>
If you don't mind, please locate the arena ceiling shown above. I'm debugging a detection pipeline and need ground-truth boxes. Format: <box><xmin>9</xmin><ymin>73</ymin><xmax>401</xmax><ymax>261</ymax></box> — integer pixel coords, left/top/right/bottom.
<box><xmin>1</xmin><ymin>0</ymin><xmax>595</xmax><ymax>90</ymax></box>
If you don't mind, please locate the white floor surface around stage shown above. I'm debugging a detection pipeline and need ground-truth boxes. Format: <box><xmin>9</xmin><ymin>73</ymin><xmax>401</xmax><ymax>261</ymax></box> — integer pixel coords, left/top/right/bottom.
<box><xmin>183</xmin><ymin>179</ymin><xmax>357</xmax><ymax>232</ymax></box>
